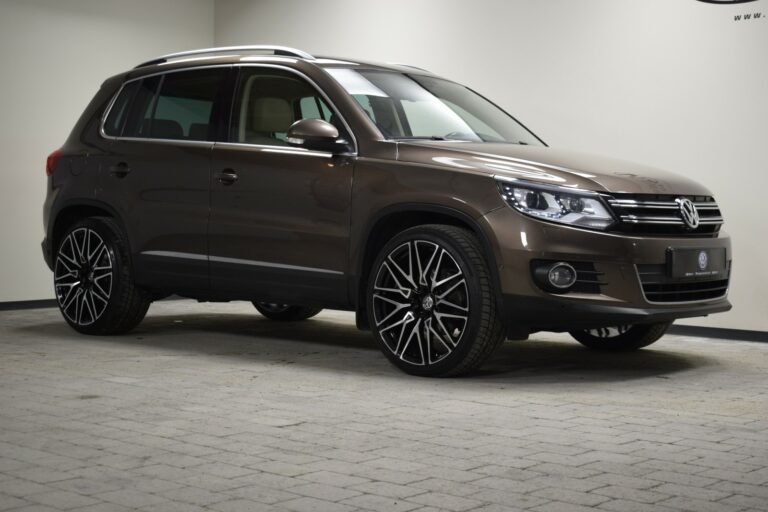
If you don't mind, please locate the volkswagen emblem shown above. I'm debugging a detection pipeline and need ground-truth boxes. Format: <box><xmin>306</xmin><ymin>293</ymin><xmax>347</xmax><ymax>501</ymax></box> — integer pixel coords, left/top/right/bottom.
<box><xmin>698</xmin><ymin>250</ymin><xmax>708</xmax><ymax>270</ymax></box>
<box><xmin>676</xmin><ymin>198</ymin><xmax>700</xmax><ymax>229</ymax></box>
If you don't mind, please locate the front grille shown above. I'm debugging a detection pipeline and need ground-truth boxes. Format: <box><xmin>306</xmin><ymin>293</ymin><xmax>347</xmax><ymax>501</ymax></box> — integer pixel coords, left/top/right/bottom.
<box><xmin>606</xmin><ymin>194</ymin><xmax>723</xmax><ymax>237</ymax></box>
<box><xmin>637</xmin><ymin>263</ymin><xmax>729</xmax><ymax>303</ymax></box>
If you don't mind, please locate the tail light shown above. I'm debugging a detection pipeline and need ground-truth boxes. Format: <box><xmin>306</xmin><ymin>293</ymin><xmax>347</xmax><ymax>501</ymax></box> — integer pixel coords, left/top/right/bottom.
<box><xmin>46</xmin><ymin>149</ymin><xmax>64</xmax><ymax>176</ymax></box>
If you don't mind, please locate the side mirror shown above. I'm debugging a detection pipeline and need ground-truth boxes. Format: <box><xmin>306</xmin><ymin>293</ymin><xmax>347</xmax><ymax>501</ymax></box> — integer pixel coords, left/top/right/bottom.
<box><xmin>286</xmin><ymin>118</ymin><xmax>351</xmax><ymax>153</ymax></box>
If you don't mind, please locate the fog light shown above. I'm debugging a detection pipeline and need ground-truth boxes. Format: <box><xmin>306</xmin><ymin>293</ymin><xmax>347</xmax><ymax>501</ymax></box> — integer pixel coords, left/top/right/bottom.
<box><xmin>548</xmin><ymin>263</ymin><xmax>577</xmax><ymax>289</ymax></box>
<box><xmin>532</xmin><ymin>261</ymin><xmax>578</xmax><ymax>293</ymax></box>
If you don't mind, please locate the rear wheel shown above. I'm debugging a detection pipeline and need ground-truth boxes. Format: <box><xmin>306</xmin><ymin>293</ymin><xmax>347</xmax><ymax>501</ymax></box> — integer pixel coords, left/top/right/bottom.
<box><xmin>367</xmin><ymin>224</ymin><xmax>505</xmax><ymax>377</ymax></box>
<box><xmin>569</xmin><ymin>322</ymin><xmax>672</xmax><ymax>351</ymax></box>
<box><xmin>54</xmin><ymin>217</ymin><xmax>150</xmax><ymax>335</ymax></box>
<box><xmin>253</xmin><ymin>302</ymin><xmax>323</xmax><ymax>321</ymax></box>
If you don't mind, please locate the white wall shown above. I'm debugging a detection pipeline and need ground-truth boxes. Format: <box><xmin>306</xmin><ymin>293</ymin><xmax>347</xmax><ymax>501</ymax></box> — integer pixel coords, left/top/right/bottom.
<box><xmin>0</xmin><ymin>0</ymin><xmax>214</xmax><ymax>302</ymax></box>
<box><xmin>215</xmin><ymin>0</ymin><xmax>768</xmax><ymax>332</ymax></box>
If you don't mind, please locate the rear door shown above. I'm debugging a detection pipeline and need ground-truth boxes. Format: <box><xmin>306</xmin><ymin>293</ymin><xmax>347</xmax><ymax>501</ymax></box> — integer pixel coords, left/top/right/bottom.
<box><xmin>101</xmin><ymin>67</ymin><xmax>231</xmax><ymax>292</ymax></box>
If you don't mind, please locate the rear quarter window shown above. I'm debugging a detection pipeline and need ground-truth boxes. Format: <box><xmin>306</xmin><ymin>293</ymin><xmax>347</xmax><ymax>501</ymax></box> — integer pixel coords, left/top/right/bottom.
<box><xmin>103</xmin><ymin>81</ymin><xmax>140</xmax><ymax>136</ymax></box>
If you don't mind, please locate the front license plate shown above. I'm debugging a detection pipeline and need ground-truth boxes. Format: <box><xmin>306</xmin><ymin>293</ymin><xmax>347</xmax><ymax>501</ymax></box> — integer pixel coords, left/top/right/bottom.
<box><xmin>668</xmin><ymin>248</ymin><xmax>727</xmax><ymax>279</ymax></box>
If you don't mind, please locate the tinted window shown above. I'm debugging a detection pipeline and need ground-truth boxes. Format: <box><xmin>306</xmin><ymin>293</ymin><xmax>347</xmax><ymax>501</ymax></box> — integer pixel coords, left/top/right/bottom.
<box><xmin>122</xmin><ymin>69</ymin><xmax>227</xmax><ymax>141</ymax></box>
<box><xmin>122</xmin><ymin>76</ymin><xmax>161</xmax><ymax>138</ymax></box>
<box><xmin>231</xmin><ymin>68</ymin><xmax>345</xmax><ymax>146</ymax></box>
<box><xmin>298</xmin><ymin>96</ymin><xmax>332</xmax><ymax>121</ymax></box>
<box><xmin>104</xmin><ymin>81</ymin><xmax>140</xmax><ymax>136</ymax></box>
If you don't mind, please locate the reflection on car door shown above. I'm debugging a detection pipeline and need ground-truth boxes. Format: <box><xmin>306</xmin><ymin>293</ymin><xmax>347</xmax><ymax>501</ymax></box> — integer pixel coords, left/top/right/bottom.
<box><xmin>209</xmin><ymin>66</ymin><xmax>354</xmax><ymax>306</ymax></box>
<box><xmin>101</xmin><ymin>68</ymin><xmax>230</xmax><ymax>293</ymax></box>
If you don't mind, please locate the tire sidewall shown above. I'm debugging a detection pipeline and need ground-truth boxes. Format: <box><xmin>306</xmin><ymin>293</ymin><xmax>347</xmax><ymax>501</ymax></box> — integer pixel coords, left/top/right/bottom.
<box><xmin>54</xmin><ymin>218</ymin><xmax>127</xmax><ymax>335</ymax></box>
<box><xmin>253</xmin><ymin>303</ymin><xmax>322</xmax><ymax>321</ymax></box>
<box><xmin>570</xmin><ymin>322</ymin><xmax>671</xmax><ymax>351</ymax></box>
<box><xmin>367</xmin><ymin>226</ymin><xmax>488</xmax><ymax>377</ymax></box>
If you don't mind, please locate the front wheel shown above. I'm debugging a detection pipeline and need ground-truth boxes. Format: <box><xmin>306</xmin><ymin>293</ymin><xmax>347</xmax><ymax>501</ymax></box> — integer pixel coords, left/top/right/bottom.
<box><xmin>569</xmin><ymin>322</ymin><xmax>672</xmax><ymax>351</ymax></box>
<box><xmin>367</xmin><ymin>224</ymin><xmax>505</xmax><ymax>377</ymax></box>
<box><xmin>253</xmin><ymin>302</ymin><xmax>323</xmax><ymax>321</ymax></box>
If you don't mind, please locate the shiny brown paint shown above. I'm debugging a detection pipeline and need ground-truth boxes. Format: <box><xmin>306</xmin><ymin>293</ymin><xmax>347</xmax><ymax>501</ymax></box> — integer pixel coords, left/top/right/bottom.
<box><xmin>208</xmin><ymin>144</ymin><xmax>354</xmax><ymax>306</ymax></box>
<box><xmin>101</xmin><ymin>140</ymin><xmax>212</xmax><ymax>291</ymax></box>
<box><xmin>42</xmin><ymin>51</ymin><xmax>731</xmax><ymax>336</ymax></box>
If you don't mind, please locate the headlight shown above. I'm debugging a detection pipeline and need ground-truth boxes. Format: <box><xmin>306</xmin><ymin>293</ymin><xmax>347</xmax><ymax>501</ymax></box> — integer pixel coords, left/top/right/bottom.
<box><xmin>496</xmin><ymin>179</ymin><xmax>614</xmax><ymax>230</ymax></box>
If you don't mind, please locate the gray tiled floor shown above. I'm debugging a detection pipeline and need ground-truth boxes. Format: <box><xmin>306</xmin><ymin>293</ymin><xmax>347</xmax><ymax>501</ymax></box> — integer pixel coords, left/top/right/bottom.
<box><xmin>1</xmin><ymin>300</ymin><xmax>767</xmax><ymax>512</ymax></box>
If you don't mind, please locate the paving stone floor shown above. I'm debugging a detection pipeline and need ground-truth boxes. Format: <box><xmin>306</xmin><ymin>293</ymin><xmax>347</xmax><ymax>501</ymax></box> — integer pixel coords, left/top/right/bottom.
<box><xmin>1</xmin><ymin>300</ymin><xmax>767</xmax><ymax>512</ymax></box>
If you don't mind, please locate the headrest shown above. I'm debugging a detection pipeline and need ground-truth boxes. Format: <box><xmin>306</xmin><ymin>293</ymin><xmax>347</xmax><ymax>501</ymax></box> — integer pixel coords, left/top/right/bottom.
<box><xmin>250</xmin><ymin>97</ymin><xmax>293</xmax><ymax>133</ymax></box>
<box><xmin>188</xmin><ymin>123</ymin><xmax>209</xmax><ymax>141</ymax></box>
<box><xmin>142</xmin><ymin>119</ymin><xmax>183</xmax><ymax>139</ymax></box>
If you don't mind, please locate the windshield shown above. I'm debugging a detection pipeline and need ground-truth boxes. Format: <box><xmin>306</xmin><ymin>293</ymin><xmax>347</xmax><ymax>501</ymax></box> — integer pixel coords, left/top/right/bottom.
<box><xmin>325</xmin><ymin>68</ymin><xmax>544</xmax><ymax>145</ymax></box>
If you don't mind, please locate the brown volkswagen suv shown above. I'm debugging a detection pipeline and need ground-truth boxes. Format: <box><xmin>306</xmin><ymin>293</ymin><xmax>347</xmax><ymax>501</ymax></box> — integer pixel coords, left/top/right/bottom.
<box><xmin>42</xmin><ymin>46</ymin><xmax>732</xmax><ymax>376</ymax></box>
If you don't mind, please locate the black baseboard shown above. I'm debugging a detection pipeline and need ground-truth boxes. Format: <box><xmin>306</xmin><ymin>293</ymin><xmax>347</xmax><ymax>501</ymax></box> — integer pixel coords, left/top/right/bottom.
<box><xmin>668</xmin><ymin>325</ymin><xmax>768</xmax><ymax>343</ymax></box>
<box><xmin>0</xmin><ymin>299</ymin><xmax>57</xmax><ymax>311</ymax></box>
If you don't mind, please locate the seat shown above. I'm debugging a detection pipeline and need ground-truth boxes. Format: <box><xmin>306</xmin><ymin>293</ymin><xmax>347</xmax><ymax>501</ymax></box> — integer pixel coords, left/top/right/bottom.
<box><xmin>188</xmin><ymin>123</ymin><xmax>209</xmax><ymax>141</ymax></box>
<box><xmin>244</xmin><ymin>97</ymin><xmax>293</xmax><ymax>145</ymax></box>
<box><xmin>141</xmin><ymin>119</ymin><xmax>183</xmax><ymax>139</ymax></box>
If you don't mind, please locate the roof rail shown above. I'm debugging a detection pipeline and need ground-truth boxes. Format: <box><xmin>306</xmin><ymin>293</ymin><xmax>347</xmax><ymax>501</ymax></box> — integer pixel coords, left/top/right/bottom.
<box><xmin>135</xmin><ymin>45</ymin><xmax>315</xmax><ymax>68</ymax></box>
<box><xmin>389</xmin><ymin>63</ymin><xmax>431</xmax><ymax>73</ymax></box>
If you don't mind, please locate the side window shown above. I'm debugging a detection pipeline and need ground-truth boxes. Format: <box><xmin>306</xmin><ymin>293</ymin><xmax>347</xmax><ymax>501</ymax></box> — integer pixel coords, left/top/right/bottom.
<box><xmin>123</xmin><ymin>76</ymin><xmax>161</xmax><ymax>138</ymax></box>
<box><xmin>123</xmin><ymin>69</ymin><xmax>227</xmax><ymax>141</ymax></box>
<box><xmin>103</xmin><ymin>81</ymin><xmax>140</xmax><ymax>136</ymax></box>
<box><xmin>298</xmin><ymin>96</ymin><xmax>332</xmax><ymax>121</ymax></box>
<box><xmin>231</xmin><ymin>68</ymin><xmax>346</xmax><ymax>146</ymax></box>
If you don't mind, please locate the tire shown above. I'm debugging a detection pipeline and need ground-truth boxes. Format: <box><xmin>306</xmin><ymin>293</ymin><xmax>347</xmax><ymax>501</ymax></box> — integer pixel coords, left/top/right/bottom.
<box><xmin>253</xmin><ymin>302</ymin><xmax>323</xmax><ymax>321</ymax></box>
<box><xmin>569</xmin><ymin>322</ymin><xmax>672</xmax><ymax>351</ymax></box>
<box><xmin>367</xmin><ymin>224</ymin><xmax>505</xmax><ymax>377</ymax></box>
<box><xmin>53</xmin><ymin>217</ymin><xmax>150</xmax><ymax>335</ymax></box>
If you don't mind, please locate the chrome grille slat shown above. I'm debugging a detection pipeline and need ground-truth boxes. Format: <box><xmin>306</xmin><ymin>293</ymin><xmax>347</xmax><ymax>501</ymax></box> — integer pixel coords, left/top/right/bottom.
<box><xmin>609</xmin><ymin>202</ymin><xmax>719</xmax><ymax>210</ymax></box>
<box><xmin>606</xmin><ymin>193</ymin><xmax>723</xmax><ymax>237</ymax></box>
<box><xmin>620</xmin><ymin>216</ymin><xmax>724</xmax><ymax>224</ymax></box>
<box><xmin>621</xmin><ymin>219</ymin><xmax>681</xmax><ymax>225</ymax></box>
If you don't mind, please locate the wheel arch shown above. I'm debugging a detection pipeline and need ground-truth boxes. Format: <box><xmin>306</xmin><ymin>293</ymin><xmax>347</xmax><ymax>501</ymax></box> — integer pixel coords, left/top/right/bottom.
<box><xmin>50</xmin><ymin>199</ymin><xmax>130</xmax><ymax>260</ymax></box>
<box><xmin>353</xmin><ymin>203</ymin><xmax>503</xmax><ymax>331</ymax></box>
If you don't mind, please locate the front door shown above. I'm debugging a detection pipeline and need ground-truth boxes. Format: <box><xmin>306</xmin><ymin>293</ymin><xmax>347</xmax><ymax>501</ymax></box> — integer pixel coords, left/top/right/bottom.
<box><xmin>209</xmin><ymin>66</ymin><xmax>354</xmax><ymax>306</ymax></box>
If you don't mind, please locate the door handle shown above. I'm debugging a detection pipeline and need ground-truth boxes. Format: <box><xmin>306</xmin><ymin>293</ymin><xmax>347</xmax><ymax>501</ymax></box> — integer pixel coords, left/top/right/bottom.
<box><xmin>217</xmin><ymin>168</ymin><xmax>238</xmax><ymax>185</ymax></box>
<box><xmin>109</xmin><ymin>162</ymin><xmax>131</xmax><ymax>178</ymax></box>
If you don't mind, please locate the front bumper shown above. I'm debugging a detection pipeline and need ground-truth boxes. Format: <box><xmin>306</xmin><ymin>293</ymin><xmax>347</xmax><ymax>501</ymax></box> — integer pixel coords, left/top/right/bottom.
<box><xmin>480</xmin><ymin>207</ymin><xmax>732</xmax><ymax>333</ymax></box>
<box><xmin>502</xmin><ymin>294</ymin><xmax>731</xmax><ymax>333</ymax></box>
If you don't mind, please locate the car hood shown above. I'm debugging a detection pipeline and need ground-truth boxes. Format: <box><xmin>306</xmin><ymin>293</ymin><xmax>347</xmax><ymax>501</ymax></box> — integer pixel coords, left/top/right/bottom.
<box><xmin>395</xmin><ymin>142</ymin><xmax>712</xmax><ymax>196</ymax></box>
